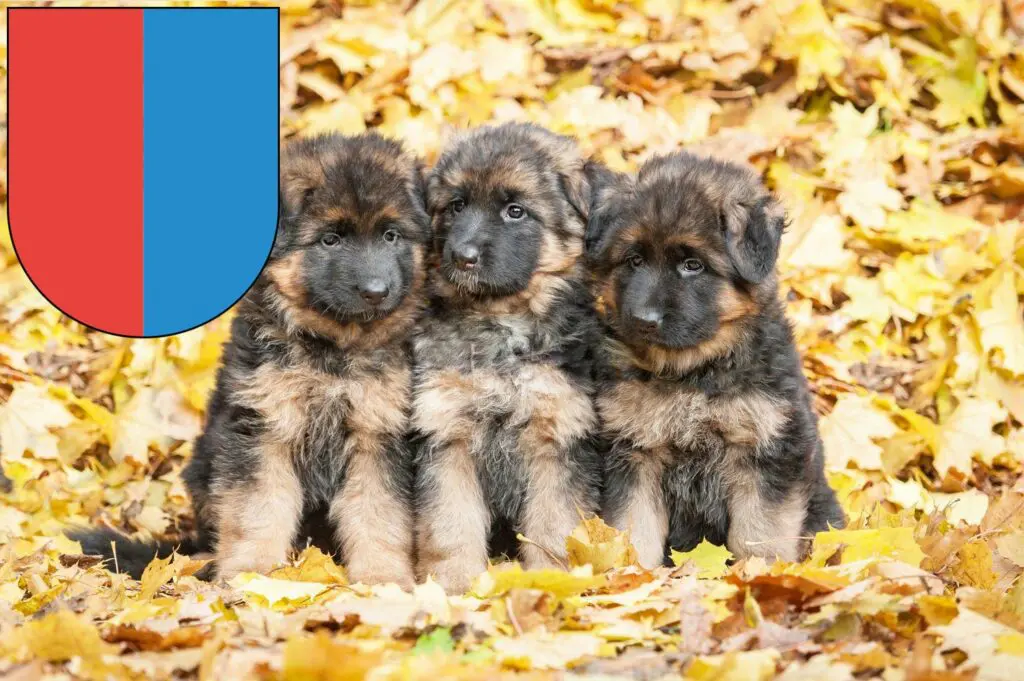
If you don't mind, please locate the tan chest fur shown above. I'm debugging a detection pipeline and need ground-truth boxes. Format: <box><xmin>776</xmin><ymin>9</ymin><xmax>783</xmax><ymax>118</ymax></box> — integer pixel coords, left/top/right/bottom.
<box><xmin>597</xmin><ymin>380</ymin><xmax>788</xmax><ymax>453</ymax></box>
<box><xmin>414</xmin><ymin>363</ymin><xmax>595</xmax><ymax>454</ymax></box>
<box><xmin>236</xmin><ymin>362</ymin><xmax>411</xmax><ymax>450</ymax></box>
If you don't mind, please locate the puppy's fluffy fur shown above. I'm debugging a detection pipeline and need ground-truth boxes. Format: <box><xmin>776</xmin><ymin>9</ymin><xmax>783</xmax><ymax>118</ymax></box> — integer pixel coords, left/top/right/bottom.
<box><xmin>74</xmin><ymin>133</ymin><xmax>429</xmax><ymax>585</ymax></box>
<box><xmin>586</xmin><ymin>151</ymin><xmax>844</xmax><ymax>567</ymax></box>
<box><xmin>412</xmin><ymin>123</ymin><xmax>603</xmax><ymax>593</ymax></box>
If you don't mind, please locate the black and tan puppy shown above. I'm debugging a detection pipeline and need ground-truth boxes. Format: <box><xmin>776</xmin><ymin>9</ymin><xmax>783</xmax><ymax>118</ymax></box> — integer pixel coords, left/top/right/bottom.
<box><xmin>74</xmin><ymin>133</ymin><xmax>429</xmax><ymax>585</ymax></box>
<box><xmin>413</xmin><ymin>122</ymin><xmax>603</xmax><ymax>593</ymax></box>
<box><xmin>586</xmin><ymin>151</ymin><xmax>844</xmax><ymax>568</ymax></box>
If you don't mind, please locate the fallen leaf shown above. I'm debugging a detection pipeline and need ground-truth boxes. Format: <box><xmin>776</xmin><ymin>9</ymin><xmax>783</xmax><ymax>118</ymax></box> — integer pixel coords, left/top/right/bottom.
<box><xmin>475</xmin><ymin>564</ymin><xmax>606</xmax><ymax>600</ymax></box>
<box><xmin>978</xmin><ymin>270</ymin><xmax>1024</xmax><ymax>376</ymax></box>
<box><xmin>933</xmin><ymin>398</ymin><xmax>1007</xmax><ymax>477</ymax></box>
<box><xmin>492</xmin><ymin>631</ymin><xmax>603</xmax><ymax>670</ymax></box>
<box><xmin>813</xmin><ymin>527</ymin><xmax>926</xmax><ymax>567</ymax></box>
<box><xmin>281</xmin><ymin>631</ymin><xmax>382</xmax><ymax>680</ymax></box>
<box><xmin>566</xmin><ymin>515</ymin><xmax>638</xmax><ymax>572</ymax></box>
<box><xmin>270</xmin><ymin>546</ymin><xmax>348</xmax><ymax>585</ymax></box>
<box><xmin>820</xmin><ymin>394</ymin><xmax>898</xmax><ymax>471</ymax></box>
<box><xmin>139</xmin><ymin>552</ymin><xmax>189</xmax><ymax>601</ymax></box>
<box><xmin>4</xmin><ymin>610</ymin><xmax>116</xmax><ymax>662</ymax></box>
<box><xmin>231</xmin><ymin>574</ymin><xmax>331</xmax><ymax>611</ymax></box>
<box><xmin>671</xmin><ymin>540</ymin><xmax>734</xmax><ymax>579</ymax></box>
<box><xmin>995</xmin><ymin>532</ymin><xmax>1024</xmax><ymax>568</ymax></box>
<box><xmin>0</xmin><ymin>383</ymin><xmax>75</xmax><ymax>460</ymax></box>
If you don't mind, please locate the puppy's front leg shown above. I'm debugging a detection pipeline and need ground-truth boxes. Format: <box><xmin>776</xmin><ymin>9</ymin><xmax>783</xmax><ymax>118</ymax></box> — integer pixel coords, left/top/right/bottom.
<box><xmin>332</xmin><ymin>435</ymin><xmax>415</xmax><ymax>589</ymax></box>
<box><xmin>520</xmin><ymin>448</ymin><xmax>588</xmax><ymax>569</ymax></box>
<box><xmin>214</xmin><ymin>445</ymin><xmax>303</xmax><ymax>580</ymax></box>
<box><xmin>415</xmin><ymin>441</ymin><xmax>489</xmax><ymax>593</ymax></box>
<box><xmin>604</xmin><ymin>449</ymin><xmax>669</xmax><ymax>569</ymax></box>
<box><xmin>725</xmin><ymin>449</ymin><xmax>807</xmax><ymax>562</ymax></box>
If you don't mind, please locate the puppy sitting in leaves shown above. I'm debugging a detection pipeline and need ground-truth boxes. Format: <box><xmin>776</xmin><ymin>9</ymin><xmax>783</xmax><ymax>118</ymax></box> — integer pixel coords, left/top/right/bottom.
<box><xmin>412</xmin><ymin>123</ymin><xmax>604</xmax><ymax>593</ymax></box>
<box><xmin>74</xmin><ymin>133</ymin><xmax>429</xmax><ymax>585</ymax></box>
<box><xmin>585</xmin><ymin>151</ymin><xmax>845</xmax><ymax>568</ymax></box>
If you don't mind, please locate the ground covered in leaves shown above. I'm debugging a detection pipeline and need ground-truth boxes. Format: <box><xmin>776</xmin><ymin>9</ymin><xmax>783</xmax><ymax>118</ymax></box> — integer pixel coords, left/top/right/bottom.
<box><xmin>1</xmin><ymin>0</ymin><xmax>1024</xmax><ymax>679</ymax></box>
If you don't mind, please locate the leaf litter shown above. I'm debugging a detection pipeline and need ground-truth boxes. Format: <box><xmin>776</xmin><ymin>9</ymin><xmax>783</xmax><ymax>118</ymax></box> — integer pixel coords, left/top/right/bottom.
<box><xmin>1</xmin><ymin>0</ymin><xmax>1024</xmax><ymax>678</ymax></box>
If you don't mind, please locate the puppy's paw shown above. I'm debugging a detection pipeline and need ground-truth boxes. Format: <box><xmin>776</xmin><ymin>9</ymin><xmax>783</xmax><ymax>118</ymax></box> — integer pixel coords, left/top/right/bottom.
<box><xmin>419</xmin><ymin>556</ymin><xmax>486</xmax><ymax>595</ymax></box>
<box><xmin>347</xmin><ymin>562</ymin><xmax>416</xmax><ymax>591</ymax></box>
<box><xmin>215</xmin><ymin>554</ymin><xmax>277</xmax><ymax>581</ymax></box>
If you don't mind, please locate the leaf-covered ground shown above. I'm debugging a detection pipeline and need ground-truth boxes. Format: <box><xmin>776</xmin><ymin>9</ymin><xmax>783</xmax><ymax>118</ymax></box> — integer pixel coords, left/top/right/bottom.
<box><xmin>2</xmin><ymin>1</ymin><xmax>1024</xmax><ymax>679</ymax></box>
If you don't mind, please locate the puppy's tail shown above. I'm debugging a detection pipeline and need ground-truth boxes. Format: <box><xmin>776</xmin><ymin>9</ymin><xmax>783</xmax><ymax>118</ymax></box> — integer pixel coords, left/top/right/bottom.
<box><xmin>67</xmin><ymin>527</ymin><xmax>210</xmax><ymax>580</ymax></box>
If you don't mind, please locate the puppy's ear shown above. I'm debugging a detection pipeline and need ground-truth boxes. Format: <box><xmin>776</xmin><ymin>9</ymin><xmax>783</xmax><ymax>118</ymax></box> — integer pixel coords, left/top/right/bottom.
<box><xmin>559</xmin><ymin>163</ymin><xmax>592</xmax><ymax>223</ymax></box>
<box><xmin>584</xmin><ymin>164</ymin><xmax>627</xmax><ymax>261</ymax></box>
<box><xmin>425</xmin><ymin>170</ymin><xmax>447</xmax><ymax>222</ymax></box>
<box><xmin>408</xmin><ymin>161</ymin><xmax>431</xmax><ymax>229</ymax></box>
<box><xmin>722</xmin><ymin>193</ymin><xmax>785</xmax><ymax>284</ymax></box>
<box><xmin>280</xmin><ymin>153</ymin><xmax>324</xmax><ymax>218</ymax></box>
<box><xmin>413</xmin><ymin>163</ymin><xmax>429</xmax><ymax>210</ymax></box>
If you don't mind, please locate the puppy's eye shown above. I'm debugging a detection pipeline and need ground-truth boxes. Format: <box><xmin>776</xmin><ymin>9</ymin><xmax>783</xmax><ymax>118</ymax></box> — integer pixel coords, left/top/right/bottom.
<box><xmin>505</xmin><ymin>204</ymin><xmax>526</xmax><ymax>220</ymax></box>
<box><xmin>321</xmin><ymin>233</ymin><xmax>341</xmax><ymax>247</ymax></box>
<box><xmin>383</xmin><ymin>229</ymin><xmax>401</xmax><ymax>244</ymax></box>
<box><xmin>679</xmin><ymin>258</ymin><xmax>704</xmax><ymax>275</ymax></box>
<box><xmin>449</xmin><ymin>198</ymin><xmax>466</xmax><ymax>214</ymax></box>
<box><xmin>627</xmin><ymin>253</ymin><xmax>644</xmax><ymax>269</ymax></box>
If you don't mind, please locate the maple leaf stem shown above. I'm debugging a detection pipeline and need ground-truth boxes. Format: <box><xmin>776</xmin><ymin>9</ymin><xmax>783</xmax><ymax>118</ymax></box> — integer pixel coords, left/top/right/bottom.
<box><xmin>515</xmin><ymin>533</ymin><xmax>569</xmax><ymax>571</ymax></box>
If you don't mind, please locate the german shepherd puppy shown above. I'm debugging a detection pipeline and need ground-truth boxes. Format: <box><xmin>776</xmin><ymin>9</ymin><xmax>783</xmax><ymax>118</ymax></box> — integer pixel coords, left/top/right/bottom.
<box><xmin>73</xmin><ymin>133</ymin><xmax>429</xmax><ymax>586</ymax></box>
<box><xmin>413</xmin><ymin>122</ymin><xmax>603</xmax><ymax>593</ymax></box>
<box><xmin>585</xmin><ymin>152</ymin><xmax>844</xmax><ymax>568</ymax></box>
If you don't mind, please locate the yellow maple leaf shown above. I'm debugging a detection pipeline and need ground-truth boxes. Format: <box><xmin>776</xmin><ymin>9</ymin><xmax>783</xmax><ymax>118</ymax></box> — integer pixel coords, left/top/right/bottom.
<box><xmin>110</xmin><ymin>387</ymin><xmax>202</xmax><ymax>465</ymax></box>
<box><xmin>671</xmin><ymin>540</ymin><xmax>734</xmax><ymax>579</ymax></box>
<box><xmin>933</xmin><ymin>397</ymin><xmax>1008</xmax><ymax>476</ymax></box>
<box><xmin>772</xmin><ymin>0</ymin><xmax>845</xmax><ymax>92</ymax></box>
<box><xmin>917</xmin><ymin>594</ymin><xmax>959</xmax><ymax>626</ymax></box>
<box><xmin>565</xmin><ymin>515</ymin><xmax>638</xmax><ymax>572</ymax></box>
<box><xmin>282</xmin><ymin>631</ymin><xmax>382</xmax><ymax>681</ymax></box>
<box><xmin>951</xmin><ymin>541</ymin><xmax>998</xmax><ymax>589</ymax></box>
<box><xmin>818</xmin><ymin>102</ymin><xmax>879</xmax><ymax>176</ymax></box>
<box><xmin>0</xmin><ymin>382</ymin><xmax>75</xmax><ymax>460</ymax></box>
<box><xmin>876</xmin><ymin>199</ymin><xmax>979</xmax><ymax>250</ymax></box>
<box><xmin>231</xmin><ymin>573</ymin><xmax>332</xmax><ymax>611</ymax></box>
<box><xmin>138</xmin><ymin>552</ymin><xmax>190</xmax><ymax>601</ymax></box>
<box><xmin>812</xmin><ymin>527</ymin><xmax>926</xmax><ymax>567</ymax></box>
<box><xmin>935</xmin><ymin>609</ymin><xmax>1024</xmax><ymax>675</ymax></box>
<box><xmin>270</xmin><ymin>546</ymin><xmax>348</xmax><ymax>585</ymax></box>
<box><xmin>840</xmin><ymin>275</ymin><xmax>894</xmax><ymax>329</ymax></box>
<box><xmin>995</xmin><ymin>531</ymin><xmax>1024</xmax><ymax>568</ymax></box>
<box><xmin>885</xmin><ymin>476</ymin><xmax>929</xmax><ymax>510</ymax></box>
<box><xmin>687</xmin><ymin>650</ymin><xmax>780</xmax><ymax>681</ymax></box>
<box><xmin>977</xmin><ymin>270</ymin><xmax>1024</xmax><ymax>376</ymax></box>
<box><xmin>880</xmin><ymin>253</ymin><xmax>954</xmax><ymax>321</ymax></box>
<box><xmin>930</xmin><ymin>490</ymin><xmax>990</xmax><ymax>526</ymax></box>
<box><xmin>784</xmin><ymin>213</ymin><xmax>855</xmax><ymax>272</ymax></box>
<box><xmin>838</xmin><ymin>175</ymin><xmax>902</xmax><ymax>229</ymax></box>
<box><xmin>4</xmin><ymin>610</ymin><xmax>116</xmax><ymax>662</ymax></box>
<box><xmin>928</xmin><ymin>38</ymin><xmax>987</xmax><ymax>127</ymax></box>
<box><xmin>820</xmin><ymin>394</ymin><xmax>898</xmax><ymax>471</ymax></box>
<box><xmin>474</xmin><ymin>563</ymin><xmax>605</xmax><ymax>600</ymax></box>
<box><xmin>492</xmin><ymin>631</ymin><xmax>604</xmax><ymax>670</ymax></box>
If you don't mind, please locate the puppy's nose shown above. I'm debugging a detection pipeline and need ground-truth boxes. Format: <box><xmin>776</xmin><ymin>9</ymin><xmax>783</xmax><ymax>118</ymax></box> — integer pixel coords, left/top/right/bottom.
<box><xmin>359</xmin><ymin>279</ymin><xmax>390</xmax><ymax>306</ymax></box>
<box><xmin>630</xmin><ymin>308</ymin><xmax>663</xmax><ymax>334</ymax></box>
<box><xmin>453</xmin><ymin>244</ymin><xmax>480</xmax><ymax>271</ymax></box>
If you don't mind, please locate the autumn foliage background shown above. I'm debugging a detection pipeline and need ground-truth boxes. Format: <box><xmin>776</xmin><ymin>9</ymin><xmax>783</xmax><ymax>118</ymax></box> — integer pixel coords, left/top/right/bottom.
<box><xmin>1</xmin><ymin>0</ymin><xmax>1024</xmax><ymax>679</ymax></box>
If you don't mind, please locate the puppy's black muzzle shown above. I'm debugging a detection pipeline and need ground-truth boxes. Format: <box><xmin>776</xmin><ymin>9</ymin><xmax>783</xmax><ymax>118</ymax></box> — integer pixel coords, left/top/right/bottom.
<box><xmin>445</xmin><ymin>209</ymin><xmax>488</xmax><ymax>273</ymax></box>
